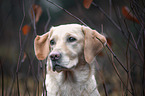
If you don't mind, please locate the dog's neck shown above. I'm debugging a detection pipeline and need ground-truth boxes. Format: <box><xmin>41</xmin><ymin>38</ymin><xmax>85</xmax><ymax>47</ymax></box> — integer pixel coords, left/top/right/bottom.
<box><xmin>61</xmin><ymin>62</ymin><xmax>92</xmax><ymax>84</ymax></box>
<box><xmin>62</xmin><ymin>70</ymin><xmax>77</xmax><ymax>83</ymax></box>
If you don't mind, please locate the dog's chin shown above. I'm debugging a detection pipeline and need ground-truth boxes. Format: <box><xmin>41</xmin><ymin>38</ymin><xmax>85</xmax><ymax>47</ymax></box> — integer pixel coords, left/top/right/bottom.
<box><xmin>52</xmin><ymin>62</ymin><xmax>69</xmax><ymax>73</ymax></box>
<box><xmin>51</xmin><ymin>60</ymin><xmax>77</xmax><ymax>73</ymax></box>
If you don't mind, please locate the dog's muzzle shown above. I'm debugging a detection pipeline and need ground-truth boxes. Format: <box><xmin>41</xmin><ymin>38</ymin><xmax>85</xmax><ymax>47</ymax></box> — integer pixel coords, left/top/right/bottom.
<box><xmin>52</xmin><ymin>62</ymin><xmax>68</xmax><ymax>72</ymax></box>
<box><xmin>49</xmin><ymin>51</ymin><xmax>68</xmax><ymax>72</ymax></box>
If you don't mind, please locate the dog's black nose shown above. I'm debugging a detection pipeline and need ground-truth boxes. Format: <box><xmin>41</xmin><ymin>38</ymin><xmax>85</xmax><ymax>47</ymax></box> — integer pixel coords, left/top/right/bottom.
<box><xmin>49</xmin><ymin>52</ymin><xmax>61</xmax><ymax>61</ymax></box>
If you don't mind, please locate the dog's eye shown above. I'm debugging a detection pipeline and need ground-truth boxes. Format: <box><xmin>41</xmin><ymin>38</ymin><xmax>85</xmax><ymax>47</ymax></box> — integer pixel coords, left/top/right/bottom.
<box><xmin>67</xmin><ymin>37</ymin><xmax>77</xmax><ymax>42</ymax></box>
<box><xmin>50</xmin><ymin>40</ymin><xmax>55</xmax><ymax>45</ymax></box>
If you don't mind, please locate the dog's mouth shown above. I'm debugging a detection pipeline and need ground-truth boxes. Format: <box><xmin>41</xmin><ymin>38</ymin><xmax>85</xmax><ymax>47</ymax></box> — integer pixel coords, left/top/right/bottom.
<box><xmin>52</xmin><ymin>62</ymin><xmax>68</xmax><ymax>72</ymax></box>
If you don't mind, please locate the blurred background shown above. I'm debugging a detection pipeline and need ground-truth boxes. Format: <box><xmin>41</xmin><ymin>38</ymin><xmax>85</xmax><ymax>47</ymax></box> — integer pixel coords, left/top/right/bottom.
<box><xmin>0</xmin><ymin>0</ymin><xmax>144</xmax><ymax>96</ymax></box>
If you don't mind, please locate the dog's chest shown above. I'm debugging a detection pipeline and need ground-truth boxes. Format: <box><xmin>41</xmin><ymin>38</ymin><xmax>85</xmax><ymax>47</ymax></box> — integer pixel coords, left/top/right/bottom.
<box><xmin>58</xmin><ymin>81</ymin><xmax>89</xmax><ymax>96</ymax></box>
<box><xmin>56</xmin><ymin>71</ymin><xmax>91</xmax><ymax>96</ymax></box>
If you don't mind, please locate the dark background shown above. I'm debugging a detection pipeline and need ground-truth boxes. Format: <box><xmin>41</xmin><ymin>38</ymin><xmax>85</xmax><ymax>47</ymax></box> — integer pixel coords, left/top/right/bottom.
<box><xmin>0</xmin><ymin>0</ymin><xmax>144</xmax><ymax>96</ymax></box>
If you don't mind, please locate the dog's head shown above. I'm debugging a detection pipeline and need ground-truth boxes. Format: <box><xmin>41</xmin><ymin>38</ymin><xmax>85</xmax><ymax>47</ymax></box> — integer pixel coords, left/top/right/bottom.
<box><xmin>34</xmin><ymin>24</ymin><xmax>106</xmax><ymax>72</ymax></box>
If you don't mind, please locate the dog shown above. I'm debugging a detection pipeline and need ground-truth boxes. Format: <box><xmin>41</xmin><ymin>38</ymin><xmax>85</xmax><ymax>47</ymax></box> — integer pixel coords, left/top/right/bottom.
<box><xmin>34</xmin><ymin>24</ymin><xmax>106</xmax><ymax>96</ymax></box>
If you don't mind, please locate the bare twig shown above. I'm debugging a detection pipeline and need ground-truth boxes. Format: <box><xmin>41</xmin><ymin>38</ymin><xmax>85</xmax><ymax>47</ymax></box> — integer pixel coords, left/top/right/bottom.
<box><xmin>103</xmin><ymin>44</ymin><xmax>133</xmax><ymax>95</ymax></box>
<box><xmin>124</xmin><ymin>20</ymin><xmax>144</xmax><ymax>62</ymax></box>
<box><xmin>8</xmin><ymin>74</ymin><xmax>15</xmax><ymax>95</ymax></box>
<box><xmin>111</xmin><ymin>54</ymin><xmax>133</xmax><ymax>95</ymax></box>
<box><xmin>16</xmin><ymin>0</ymin><xmax>26</xmax><ymax>95</ymax></box>
<box><xmin>137</xmin><ymin>26</ymin><xmax>144</xmax><ymax>45</ymax></box>
<box><xmin>46</xmin><ymin>0</ymin><xmax>87</xmax><ymax>26</ymax></box>
<box><xmin>92</xmin><ymin>2</ymin><xmax>121</xmax><ymax>32</ymax></box>
<box><xmin>44</xmin><ymin>9</ymin><xmax>51</xmax><ymax>32</ymax></box>
<box><xmin>125</xmin><ymin>33</ymin><xmax>137</xmax><ymax>96</ymax></box>
<box><xmin>130</xmin><ymin>1</ymin><xmax>145</xmax><ymax>95</ymax></box>
<box><xmin>0</xmin><ymin>0</ymin><xmax>14</xmax><ymax>34</ymax></box>
<box><xmin>96</xmin><ymin>35</ymin><xmax>133</xmax><ymax>94</ymax></box>
<box><xmin>0</xmin><ymin>59</ymin><xmax>4</xmax><ymax>96</ymax></box>
<box><xmin>44</xmin><ymin>62</ymin><xmax>47</xmax><ymax>96</ymax></box>
<box><xmin>143</xmin><ymin>28</ymin><xmax>145</xmax><ymax>96</ymax></box>
<box><xmin>126</xmin><ymin>34</ymin><xmax>130</xmax><ymax>96</ymax></box>
<box><xmin>23</xmin><ymin>52</ymin><xmax>33</xmax><ymax>96</ymax></box>
<box><xmin>37</xmin><ymin>62</ymin><xmax>40</xmax><ymax>96</ymax></box>
<box><xmin>39</xmin><ymin>60</ymin><xmax>47</xmax><ymax>96</ymax></box>
<box><xmin>95</xmin><ymin>35</ymin><xmax>133</xmax><ymax>96</ymax></box>
<box><xmin>126</xmin><ymin>36</ymin><xmax>137</xmax><ymax>96</ymax></box>
<box><xmin>121</xmin><ymin>82</ymin><xmax>124</xmax><ymax>96</ymax></box>
<box><xmin>109</xmin><ymin>0</ymin><xmax>112</xmax><ymax>18</ymax></box>
<box><xmin>95</xmin><ymin>61</ymin><xmax>109</xmax><ymax>96</ymax></box>
<box><xmin>27</xmin><ymin>54</ymin><xmax>40</xmax><ymax>96</ymax></box>
<box><xmin>106</xmin><ymin>44</ymin><xmax>128</xmax><ymax>73</ymax></box>
<box><xmin>30</xmin><ymin>5</ymin><xmax>37</xmax><ymax>36</ymax></box>
<box><xmin>130</xmin><ymin>0</ymin><xmax>144</xmax><ymax>26</ymax></box>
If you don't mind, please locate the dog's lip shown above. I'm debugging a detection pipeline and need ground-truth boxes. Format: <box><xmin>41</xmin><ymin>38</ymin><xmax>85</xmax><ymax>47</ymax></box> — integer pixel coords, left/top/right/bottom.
<box><xmin>52</xmin><ymin>62</ymin><xmax>68</xmax><ymax>72</ymax></box>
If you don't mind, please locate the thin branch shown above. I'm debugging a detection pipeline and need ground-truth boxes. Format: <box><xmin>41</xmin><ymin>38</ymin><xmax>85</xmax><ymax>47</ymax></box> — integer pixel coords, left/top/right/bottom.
<box><xmin>132</xmin><ymin>0</ymin><xmax>145</xmax><ymax>13</ymax></box>
<box><xmin>93</xmin><ymin>1</ymin><xmax>137</xmax><ymax>49</ymax></box>
<box><xmin>0</xmin><ymin>0</ymin><xmax>14</xmax><ymax>33</ymax></box>
<box><xmin>37</xmin><ymin>62</ymin><xmax>40</xmax><ymax>96</ymax></box>
<box><xmin>111</xmin><ymin>52</ymin><xmax>133</xmax><ymax>95</ymax></box>
<box><xmin>0</xmin><ymin>59</ymin><xmax>4</xmax><ymax>96</ymax></box>
<box><xmin>92</xmin><ymin>2</ymin><xmax>121</xmax><ymax>32</ymax></box>
<box><xmin>137</xmin><ymin>26</ymin><xmax>144</xmax><ymax>45</ymax></box>
<box><xmin>30</xmin><ymin>5</ymin><xmax>37</xmax><ymax>36</ymax></box>
<box><xmin>39</xmin><ymin>60</ymin><xmax>47</xmax><ymax>96</ymax></box>
<box><xmin>121</xmin><ymin>82</ymin><xmax>124</xmax><ymax>96</ymax></box>
<box><xmin>16</xmin><ymin>0</ymin><xmax>26</xmax><ymax>95</ymax></box>
<box><xmin>96</xmin><ymin>36</ymin><xmax>133</xmax><ymax>94</ymax></box>
<box><xmin>8</xmin><ymin>74</ymin><xmax>15</xmax><ymax>95</ymax></box>
<box><xmin>103</xmin><ymin>44</ymin><xmax>133</xmax><ymax>95</ymax></box>
<box><xmin>125</xmin><ymin>35</ymin><xmax>137</xmax><ymax>95</ymax></box>
<box><xmin>23</xmin><ymin>52</ymin><xmax>33</xmax><ymax>96</ymax></box>
<box><xmin>126</xmin><ymin>34</ymin><xmax>130</xmax><ymax>96</ymax></box>
<box><xmin>27</xmin><ymin>54</ymin><xmax>39</xmax><ymax>95</ymax></box>
<box><xmin>124</xmin><ymin>20</ymin><xmax>144</xmax><ymax>62</ymax></box>
<box><xmin>106</xmin><ymin>44</ymin><xmax>128</xmax><ymax>73</ymax></box>
<box><xmin>143</xmin><ymin>28</ymin><xmax>145</xmax><ymax>96</ymax></box>
<box><xmin>109</xmin><ymin>0</ymin><xmax>112</xmax><ymax>18</ymax></box>
<box><xmin>44</xmin><ymin>8</ymin><xmax>51</xmax><ymax>32</ymax></box>
<box><xmin>95</xmin><ymin>61</ymin><xmax>109</xmax><ymax>96</ymax></box>
<box><xmin>46</xmin><ymin>0</ymin><xmax>87</xmax><ymax>26</ymax></box>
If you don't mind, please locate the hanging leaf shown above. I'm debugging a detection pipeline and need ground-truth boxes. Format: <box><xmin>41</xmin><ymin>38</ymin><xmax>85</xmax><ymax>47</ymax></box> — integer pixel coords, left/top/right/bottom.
<box><xmin>21</xmin><ymin>52</ymin><xmax>27</xmax><ymax>63</ymax></box>
<box><xmin>83</xmin><ymin>0</ymin><xmax>93</xmax><ymax>9</ymax></box>
<box><xmin>122</xmin><ymin>6</ymin><xmax>139</xmax><ymax>24</ymax></box>
<box><xmin>98</xmin><ymin>37</ymin><xmax>112</xmax><ymax>57</ymax></box>
<box><xmin>31</xmin><ymin>4</ymin><xmax>42</xmax><ymax>23</ymax></box>
<box><xmin>107</xmin><ymin>37</ymin><xmax>112</xmax><ymax>47</ymax></box>
<box><xmin>22</xmin><ymin>24</ymin><xmax>31</xmax><ymax>35</ymax></box>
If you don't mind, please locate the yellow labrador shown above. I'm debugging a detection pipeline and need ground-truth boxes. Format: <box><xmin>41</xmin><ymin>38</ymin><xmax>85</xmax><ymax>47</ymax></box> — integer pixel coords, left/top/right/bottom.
<box><xmin>34</xmin><ymin>24</ymin><xmax>106</xmax><ymax>96</ymax></box>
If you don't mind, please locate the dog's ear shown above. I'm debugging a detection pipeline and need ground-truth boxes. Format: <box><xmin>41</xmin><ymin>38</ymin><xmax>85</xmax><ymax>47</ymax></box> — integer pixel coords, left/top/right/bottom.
<box><xmin>34</xmin><ymin>29</ymin><xmax>52</xmax><ymax>60</ymax></box>
<box><xmin>82</xmin><ymin>26</ymin><xmax>107</xmax><ymax>64</ymax></box>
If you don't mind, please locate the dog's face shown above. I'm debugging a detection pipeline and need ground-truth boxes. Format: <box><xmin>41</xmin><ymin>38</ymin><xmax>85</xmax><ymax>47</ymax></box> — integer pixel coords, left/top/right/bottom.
<box><xmin>34</xmin><ymin>24</ymin><xmax>106</xmax><ymax>72</ymax></box>
<box><xmin>49</xmin><ymin>25</ymin><xmax>84</xmax><ymax>72</ymax></box>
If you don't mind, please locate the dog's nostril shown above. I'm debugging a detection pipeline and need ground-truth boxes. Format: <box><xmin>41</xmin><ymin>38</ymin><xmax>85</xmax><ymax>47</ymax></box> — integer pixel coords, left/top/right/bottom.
<box><xmin>50</xmin><ymin>55</ymin><xmax>54</xmax><ymax>59</ymax></box>
<box><xmin>49</xmin><ymin>52</ymin><xmax>61</xmax><ymax>61</ymax></box>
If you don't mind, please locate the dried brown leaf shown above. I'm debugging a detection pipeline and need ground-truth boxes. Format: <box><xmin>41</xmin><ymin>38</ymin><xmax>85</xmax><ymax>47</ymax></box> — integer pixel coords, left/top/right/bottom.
<box><xmin>83</xmin><ymin>0</ymin><xmax>93</xmax><ymax>9</ymax></box>
<box><xmin>22</xmin><ymin>24</ymin><xmax>31</xmax><ymax>35</ymax></box>
<box><xmin>122</xmin><ymin>6</ymin><xmax>139</xmax><ymax>24</ymax></box>
<box><xmin>31</xmin><ymin>5</ymin><xmax>42</xmax><ymax>23</ymax></box>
